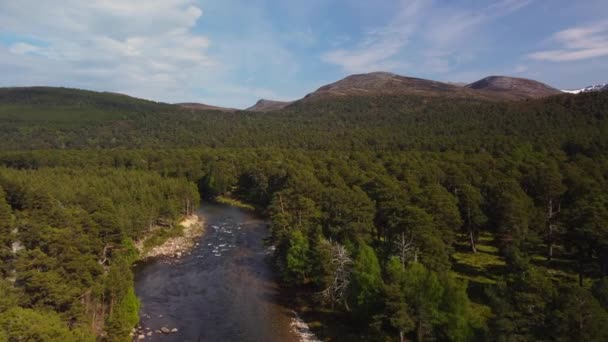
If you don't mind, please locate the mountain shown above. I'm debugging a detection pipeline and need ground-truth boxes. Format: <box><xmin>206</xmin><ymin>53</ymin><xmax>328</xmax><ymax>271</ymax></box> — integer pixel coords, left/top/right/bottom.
<box><xmin>302</xmin><ymin>72</ymin><xmax>488</xmax><ymax>100</ymax></box>
<box><xmin>246</xmin><ymin>99</ymin><xmax>292</xmax><ymax>112</ymax></box>
<box><xmin>176</xmin><ymin>102</ymin><xmax>237</xmax><ymax>112</ymax></box>
<box><xmin>562</xmin><ymin>83</ymin><xmax>608</xmax><ymax>94</ymax></box>
<box><xmin>300</xmin><ymin>72</ymin><xmax>561</xmax><ymax>102</ymax></box>
<box><xmin>464</xmin><ymin>75</ymin><xmax>561</xmax><ymax>100</ymax></box>
<box><xmin>0</xmin><ymin>85</ymin><xmax>607</xmax><ymax>152</ymax></box>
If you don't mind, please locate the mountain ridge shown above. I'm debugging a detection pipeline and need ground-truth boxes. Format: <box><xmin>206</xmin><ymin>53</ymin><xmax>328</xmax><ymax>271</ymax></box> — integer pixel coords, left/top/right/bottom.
<box><xmin>176</xmin><ymin>102</ymin><xmax>238</xmax><ymax>112</ymax></box>
<box><xmin>465</xmin><ymin>75</ymin><xmax>561</xmax><ymax>100</ymax></box>
<box><xmin>0</xmin><ymin>72</ymin><xmax>570</xmax><ymax>112</ymax></box>
<box><xmin>246</xmin><ymin>99</ymin><xmax>293</xmax><ymax>112</ymax></box>
<box><xmin>291</xmin><ymin>72</ymin><xmax>562</xmax><ymax>107</ymax></box>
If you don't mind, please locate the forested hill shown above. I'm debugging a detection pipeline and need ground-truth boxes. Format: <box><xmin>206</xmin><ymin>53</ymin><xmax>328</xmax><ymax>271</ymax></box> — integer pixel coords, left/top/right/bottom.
<box><xmin>1</xmin><ymin>86</ymin><xmax>608</xmax><ymax>341</ymax></box>
<box><xmin>0</xmin><ymin>87</ymin><xmax>171</xmax><ymax>112</ymax></box>
<box><xmin>0</xmin><ymin>87</ymin><xmax>607</xmax><ymax>153</ymax></box>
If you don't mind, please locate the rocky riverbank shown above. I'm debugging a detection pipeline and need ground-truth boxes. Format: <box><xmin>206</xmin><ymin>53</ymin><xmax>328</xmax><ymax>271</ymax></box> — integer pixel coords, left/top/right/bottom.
<box><xmin>290</xmin><ymin>310</ymin><xmax>321</xmax><ymax>342</ymax></box>
<box><xmin>136</xmin><ymin>215</ymin><xmax>204</xmax><ymax>260</ymax></box>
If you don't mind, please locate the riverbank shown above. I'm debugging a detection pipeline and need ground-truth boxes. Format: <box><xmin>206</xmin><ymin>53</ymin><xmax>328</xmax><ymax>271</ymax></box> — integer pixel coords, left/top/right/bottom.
<box><xmin>135</xmin><ymin>214</ymin><xmax>205</xmax><ymax>260</ymax></box>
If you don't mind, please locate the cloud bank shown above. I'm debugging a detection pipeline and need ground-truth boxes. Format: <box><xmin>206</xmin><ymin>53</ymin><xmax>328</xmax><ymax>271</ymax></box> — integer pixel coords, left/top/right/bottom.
<box><xmin>529</xmin><ymin>22</ymin><xmax>608</xmax><ymax>62</ymax></box>
<box><xmin>0</xmin><ymin>0</ymin><xmax>212</xmax><ymax>102</ymax></box>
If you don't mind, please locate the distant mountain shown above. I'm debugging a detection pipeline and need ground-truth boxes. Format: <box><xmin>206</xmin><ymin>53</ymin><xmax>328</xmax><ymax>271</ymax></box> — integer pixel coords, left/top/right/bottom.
<box><xmin>562</xmin><ymin>84</ymin><xmax>608</xmax><ymax>94</ymax></box>
<box><xmin>465</xmin><ymin>76</ymin><xmax>561</xmax><ymax>100</ymax></box>
<box><xmin>246</xmin><ymin>99</ymin><xmax>292</xmax><ymax>112</ymax></box>
<box><xmin>299</xmin><ymin>72</ymin><xmax>560</xmax><ymax>103</ymax></box>
<box><xmin>176</xmin><ymin>102</ymin><xmax>237</xmax><ymax>112</ymax></box>
<box><xmin>302</xmin><ymin>72</ymin><xmax>487</xmax><ymax>100</ymax></box>
<box><xmin>1</xmin><ymin>84</ymin><xmax>607</xmax><ymax>152</ymax></box>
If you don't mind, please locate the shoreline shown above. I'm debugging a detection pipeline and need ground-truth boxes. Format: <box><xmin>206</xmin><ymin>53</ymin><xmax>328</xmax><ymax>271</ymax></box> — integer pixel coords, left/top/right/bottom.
<box><xmin>135</xmin><ymin>214</ymin><xmax>205</xmax><ymax>260</ymax></box>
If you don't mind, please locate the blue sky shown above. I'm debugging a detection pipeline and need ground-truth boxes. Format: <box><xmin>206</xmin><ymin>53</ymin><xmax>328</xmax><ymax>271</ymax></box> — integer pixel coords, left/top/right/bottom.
<box><xmin>1</xmin><ymin>0</ymin><xmax>607</xmax><ymax>108</ymax></box>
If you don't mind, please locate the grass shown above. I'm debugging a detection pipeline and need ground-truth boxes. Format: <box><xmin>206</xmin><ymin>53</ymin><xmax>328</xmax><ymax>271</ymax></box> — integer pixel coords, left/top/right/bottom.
<box><xmin>452</xmin><ymin>233</ymin><xmax>591</xmax><ymax>287</ymax></box>
<box><xmin>215</xmin><ymin>195</ymin><xmax>255</xmax><ymax>210</ymax></box>
<box><xmin>452</xmin><ymin>233</ymin><xmax>506</xmax><ymax>285</ymax></box>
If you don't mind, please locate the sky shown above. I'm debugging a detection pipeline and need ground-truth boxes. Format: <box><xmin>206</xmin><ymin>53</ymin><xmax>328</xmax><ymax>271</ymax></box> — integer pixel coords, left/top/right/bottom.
<box><xmin>1</xmin><ymin>0</ymin><xmax>607</xmax><ymax>109</ymax></box>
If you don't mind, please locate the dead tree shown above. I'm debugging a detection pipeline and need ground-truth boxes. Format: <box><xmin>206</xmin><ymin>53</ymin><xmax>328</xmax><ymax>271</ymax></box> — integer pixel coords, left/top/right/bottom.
<box><xmin>546</xmin><ymin>199</ymin><xmax>561</xmax><ymax>260</ymax></box>
<box><xmin>394</xmin><ymin>232</ymin><xmax>419</xmax><ymax>266</ymax></box>
<box><xmin>321</xmin><ymin>242</ymin><xmax>353</xmax><ymax>310</ymax></box>
<box><xmin>98</xmin><ymin>244</ymin><xmax>113</xmax><ymax>266</ymax></box>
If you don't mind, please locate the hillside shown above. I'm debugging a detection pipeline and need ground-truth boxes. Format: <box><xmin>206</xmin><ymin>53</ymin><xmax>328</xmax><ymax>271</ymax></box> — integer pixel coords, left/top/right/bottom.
<box><xmin>299</xmin><ymin>72</ymin><xmax>561</xmax><ymax>102</ymax></box>
<box><xmin>465</xmin><ymin>75</ymin><xmax>561</xmax><ymax>100</ymax></box>
<box><xmin>301</xmin><ymin>72</ymin><xmax>491</xmax><ymax>101</ymax></box>
<box><xmin>176</xmin><ymin>103</ymin><xmax>237</xmax><ymax>112</ymax></box>
<box><xmin>246</xmin><ymin>99</ymin><xmax>292</xmax><ymax>112</ymax></box>
<box><xmin>1</xmin><ymin>85</ymin><xmax>608</xmax><ymax>342</ymax></box>
<box><xmin>0</xmin><ymin>86</ymin><xmax>606</xmax><ymax>152</ymax></box>
<box><xmin>0</xmin><ymin>87</ymin><xmax>168</xmax><ymax>109</ymax></box>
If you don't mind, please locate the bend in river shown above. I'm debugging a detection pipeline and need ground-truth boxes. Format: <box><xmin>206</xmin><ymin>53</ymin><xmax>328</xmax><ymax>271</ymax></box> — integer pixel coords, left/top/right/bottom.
<box><xmin>134</xmin><ymin>204</ymin><xmax>302</xmax><ymax>342</ymax></box>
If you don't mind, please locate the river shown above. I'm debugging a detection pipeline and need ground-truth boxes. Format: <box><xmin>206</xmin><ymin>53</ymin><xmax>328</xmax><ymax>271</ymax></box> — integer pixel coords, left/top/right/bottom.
<box><xmin>134</xmin><ymin>204</ymin><xmax>303</xmax><ymax>342</ymax></box>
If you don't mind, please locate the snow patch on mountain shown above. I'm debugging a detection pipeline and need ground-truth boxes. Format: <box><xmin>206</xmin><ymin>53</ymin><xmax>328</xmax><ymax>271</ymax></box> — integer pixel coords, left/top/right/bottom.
<box><xmin>562</xmin><ymin>84</ymin><xmax>608</xmax><ymax>94</ymax></box>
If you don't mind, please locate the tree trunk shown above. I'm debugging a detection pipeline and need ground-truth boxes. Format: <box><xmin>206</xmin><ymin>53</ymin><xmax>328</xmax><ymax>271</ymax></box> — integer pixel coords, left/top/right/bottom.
<box><xmin>343</xmin><ymin>298</ymin><xmax>350</xmax><ymax>312</ymax></box>
<box><xmin>416</xmin><ymin>321</ymin><xmax>424</xmax><ymax>342</ymax></box>
<box><xmin>400</xmin><ymin>330</ymin><xmax>404</xmax><ymax>342</ymax></box>
<box><xmin>546</xmin><ymin>199</ymin><xmax>560</xmax><ymax>261</ymax></box>
<box><xmin>579</xmin><ymin>256</ymin><xmax>584</xmax><ymax>287</ymax></box>
<box><xmin>469</xmin><ymin>229</ymin><xmax>477</xmax><ymax>253</ymax></box>
<box><xmin>467</xmin><ymin>207</ymin><xmax>476</xmax><ymax>253</ymax></box>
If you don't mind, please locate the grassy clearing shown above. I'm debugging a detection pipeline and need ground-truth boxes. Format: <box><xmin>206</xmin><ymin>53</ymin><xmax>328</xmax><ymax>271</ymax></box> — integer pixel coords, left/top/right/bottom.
<box><xmin>452</xmin><ymin>234</ymin><xmax>506</xmax><ymax>285</ymax></box>
<box><xmin>452</xmin><ymin>234</ymin><xmax>589</xmax><ymax>288</ymax></box>
<box><xmin>215</xmin><ymin>195</ymin><xmax>255</xmax><ymax>210</ymax></box>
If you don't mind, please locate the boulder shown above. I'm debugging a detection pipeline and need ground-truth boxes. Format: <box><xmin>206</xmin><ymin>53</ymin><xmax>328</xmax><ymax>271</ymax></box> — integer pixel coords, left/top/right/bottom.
<box><xmin>161</xmin><ymin>327</ymin><xmax>170</xmax><ymax>334</ymax></box>
<box><xmin>171</xmin><ymin>328</ymin><xmax>178</xmax><ymax>333</ymax></box>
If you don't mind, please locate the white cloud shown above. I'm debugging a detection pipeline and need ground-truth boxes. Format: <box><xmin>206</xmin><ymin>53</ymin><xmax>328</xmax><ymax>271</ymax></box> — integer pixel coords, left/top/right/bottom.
<box><xmin>529</xmin><ymin>22</ymin><xmax>608</xmax><ymax>62</ymax></box>
<box><xmin>514</xmin><ymin>64</ymin><xmax>529</xmax><ymax>73</ymax></box>
<box><xmin>425</xmin><ymin>0</ymin><xmax>532</xmax><ymax>49</ymax></box>
<box><xmin>0</xmin><ymin>0</ymin><xmax>213</xmax><ymax>103</ymax></box>
<box><xmin>321</xmin><ymin>0</ymin><xmax>427</xmax><ymax>73</ymax></box>
<box><xmin>322</xmin><ymin>0</ymin><xmax>534</xmax><ymax>74</ymax></box>
<box><xmin>8</xmin><ymin>42</ymin><xmax>41</xmax><ymax>55</ymax></box>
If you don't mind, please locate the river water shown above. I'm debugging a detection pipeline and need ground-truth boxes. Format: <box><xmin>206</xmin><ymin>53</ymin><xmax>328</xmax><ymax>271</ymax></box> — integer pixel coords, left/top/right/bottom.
<box><xmin>134</xmin><ymin>204</ymin><xmax>301</xmax><ymax>342</ymax></box>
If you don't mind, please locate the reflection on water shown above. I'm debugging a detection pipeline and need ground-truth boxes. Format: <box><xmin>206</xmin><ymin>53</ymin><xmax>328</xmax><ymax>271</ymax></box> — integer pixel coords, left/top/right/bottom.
<box><xmin>134</xmin><ymin>204</ymin><xmax>299</xmax><ymax>342</ymax></box>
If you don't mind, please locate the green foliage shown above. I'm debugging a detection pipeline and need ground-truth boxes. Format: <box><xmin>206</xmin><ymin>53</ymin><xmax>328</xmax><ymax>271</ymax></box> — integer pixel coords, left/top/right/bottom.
<box><xmin>383</xmin><ymin>258</ymin><xmax>415</xmax><ymax>339</ymax></box>
<box><xmin>551</xmin><ymin>285</ymin><xmax>608</xmax><ymax>342</ymax></box>
<box><xmin>0</xmin><ymin>87</ymin><xmax>607</xmax><ymax>340</ymax></box>
<box><xmin>0</xmin><ymin>280</ymin><xmax>19</xmax><ymax>314</ymax></box>
<box><xmin>349</xmin><ymin>244</ymin><xmax>383</xmax><ymax>319</ymax></box>
<box><xmin>0</xmin><ymin>166</ymin><xmax>197</xmax><ymax>339</ymax></box>
<box><xmin>564</xmin><ymin>192</ymin><xmax>608</xmax><ymax>282</ymax></box>
<box><xmin>0</xmin><ymin>186</ymin><xmax>14</xmax><ymax>276</ymax></box>
<box><xmin>215</xmin><ymin>195</ymin><xmax>255</xmax><ymax>210</ymax></box>
<box><xmin>1</xmin><ymin>88</ymin><xmax>607</xmax><ymax>153</ymax></box>
<box><xmin>401</xmin><ymin>263</ymin><xmax>444</xmax><ymax>340</ymax></box>
<box><xmin>284</xmin><ymin>230</ymin><xmax>310</xmax><ymax>284</ymax></box>
<box><xmin>592</xmin><ymin>277</ymin><xmax>608</xmax><ymax>309</ymax></box>
<box><xmin>0</xmin><ymin>307</ymin><xmax>94</xmax><ymax>342</ymax></box>
<box><xmin>105</xmin><ymin>287</ymin><xmax>140</xmax><ymax>342</ymax></box>
<box><xmin>486</xmin><ymin>179</ymin><xmax>535</xmax><ymax>254</ymax></box>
